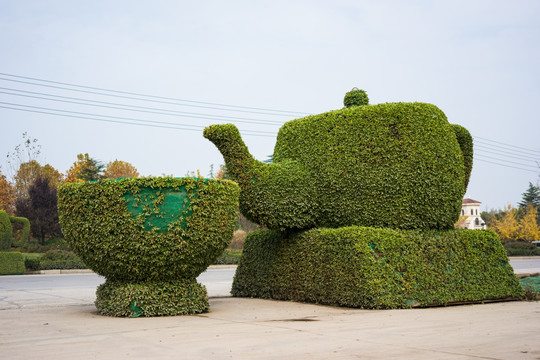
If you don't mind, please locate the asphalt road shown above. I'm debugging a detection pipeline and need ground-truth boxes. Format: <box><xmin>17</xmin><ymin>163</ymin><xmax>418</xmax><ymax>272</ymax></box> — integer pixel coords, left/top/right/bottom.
<box><xmin>0</xmin><ymin>258</ymin><xmax>538</xmax><ymax>311</ymax></box>
<box><xmin>0</xmin><ymin>266</ymin><xmax>236</xmax><ymax>310</ymax></box>
<box><xmin>509</xmin><ymin>257</ymin><xmax>540</xmax><ymax>273</ymax></box>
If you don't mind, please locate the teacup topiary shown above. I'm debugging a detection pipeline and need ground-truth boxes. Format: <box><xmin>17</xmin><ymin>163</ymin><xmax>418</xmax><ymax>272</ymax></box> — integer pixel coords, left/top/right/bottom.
<box><xmin>57</xmin><ymin>177</ymin><xmax>239</xmax><ymax>317</ymax></box>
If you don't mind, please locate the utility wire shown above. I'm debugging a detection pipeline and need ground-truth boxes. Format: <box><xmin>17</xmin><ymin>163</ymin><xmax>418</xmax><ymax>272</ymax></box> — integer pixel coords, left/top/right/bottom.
<box><xmin>0</xmin><ymin>88</ymin><xmax>286</xmax><ymax>126</ymax></box>
<box><xmin>474</xmin><ymin>156</ymin><xmax>539</xmax><ymax>173</ymax></box>
<box><xmin>474</xmin><ymin>145</ymin><xmax>540</xmax><ymax>162</ymax></box>
<box><xmin>1</xmin><ymin>73</ymin><xmax>538</xmax><ymax>174</ymax></box>
<box><xmin>0</xmin><ymin>73</ymin><xmax>310</xmax><ymax>117</ymax></box>
<box><xmin>473</xmin><ymin>135</ymin><xmax>540</xmax><ymax>156</ymax></box>
<box><xmin>473</xmin><ymin>153</ymin><xmax>538</xmax><ymax>170</ymax></box>
<box><xmin>0</xmin><ymin>103</ymin><xmax>277</xmax><ymax>137</ymax></box>
<box><xmin>474</xmin><ymin>139</ymin><xmax>539</xmax><ymax>158</ymax></box>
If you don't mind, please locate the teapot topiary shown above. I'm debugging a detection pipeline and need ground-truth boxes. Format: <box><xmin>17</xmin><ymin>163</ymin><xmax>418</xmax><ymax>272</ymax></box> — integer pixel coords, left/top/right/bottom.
<box><xmin>204</xmin><ymin>90</ymin><xmax>473</xmax><ymax>231</ymax></box>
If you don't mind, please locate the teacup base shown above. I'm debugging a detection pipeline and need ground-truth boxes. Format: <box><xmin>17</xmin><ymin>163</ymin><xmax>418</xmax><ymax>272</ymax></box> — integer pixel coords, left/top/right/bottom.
<box><xmin>95</xmin><ymin>279</ymin><xmax>209</xmax><ymax>317</ymax></box>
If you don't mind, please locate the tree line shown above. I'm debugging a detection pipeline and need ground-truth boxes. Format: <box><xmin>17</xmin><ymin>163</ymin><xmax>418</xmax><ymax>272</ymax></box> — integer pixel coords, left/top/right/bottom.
<box><xmin>1</xmin><ymin>133</ymin><xmax>538</xmax><ymax>246</ymax></box>
<box><xmin>481</xmin><ymin>182</ymin><xmax>540</xmax><ymax>242</ymax></box>
<box><xmin>0</xmin><ymin>133</ymin><xmax>139</xmax><ymax>244</ymax></box>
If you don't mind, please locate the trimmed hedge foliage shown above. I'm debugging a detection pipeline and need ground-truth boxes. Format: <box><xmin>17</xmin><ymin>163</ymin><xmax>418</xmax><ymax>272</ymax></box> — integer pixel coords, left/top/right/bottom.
<box><xmin>58</xmin><ymin>177</ymin><xmax>239</xmax><ymax>281</ymax></box>
<box><xmin>204</xmin><ymin>101</ymin><xmax>471</xmax><ymax>231</ymax></box>
<box><xmin>58</xmin><ymin>177</ymin><xmax>239</xmax><ymax>316</ymax></box>
<box><xmin>343</xmin><ymin>88</ymin><xmax>369</xmax><ymax>107</ymax></box>
<box><xmin>450</xmin><ymin>124</ymin><xmax>474</xmax><ymax>191</ymax></box>
<box><xmin>95</xmin><ymin>279</ymin><xmax>209</xmax><ymax>317</ymax></box>
<box><xmin>232</xmin><ymin>228</ymin><xmax>523</xmax><ymax>308</ymax></box>
<box><xmin>0</xmin><ymin>210</ymin><xmax>30</xmax><ymax>251</ymax></box>
<box><xmin>0</xmin><ymin>251</ymin><xmax>25</xmax><ymax>275</ymax></box>
<box><xmin>0</xmin><ymin>211</ymin><xmax>10</xmax><ymax>251</ymax></box>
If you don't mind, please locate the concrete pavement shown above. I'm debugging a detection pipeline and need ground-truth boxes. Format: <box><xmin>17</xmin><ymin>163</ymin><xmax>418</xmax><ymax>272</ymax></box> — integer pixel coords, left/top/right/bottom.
<box><xmin>1</xmin><ymin>263</ymin><xmax>540</xmax><ymax>359</ymax></box>
<box><xmin>1</xmin><ymin>297</ymin><xmax>539</xmax><ymax>359</ymax></box>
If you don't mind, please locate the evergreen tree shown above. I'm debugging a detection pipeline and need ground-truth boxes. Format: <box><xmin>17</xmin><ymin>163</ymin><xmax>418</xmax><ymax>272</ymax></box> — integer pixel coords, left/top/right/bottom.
<box><xmin>78</xmin><ymin>157</ymin><xmax>104</xmax><ymax>182</ymax></box>
<box><xmin>65</xmin><ymin>153</ymin><xmax>104</xmax><ymax>182</ymax></box>
<box><xmin>518</xmin><ymin>182</ymin><xmax>540</xmax><ymax>225</ymax></box>
<box><xmin>519</xmin><ymin>182</ymin><xmax>540</xmax><ymax>208</ymax></box>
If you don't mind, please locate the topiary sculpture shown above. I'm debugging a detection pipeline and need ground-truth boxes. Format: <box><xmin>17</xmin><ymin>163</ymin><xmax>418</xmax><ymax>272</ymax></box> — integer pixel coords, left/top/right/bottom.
<box><xmin>204</xmin><ymin>89</ymin><xmax>473</xmax><ymax>231</ymax></box>
<box><xmin>57</xmin><ymin>177</ymin><xmax>239</xmax><ymax>317</ymax></box>
<box><xmin>205</xmin><ymin>89</ymin><xmax>521</xmax><ymax>309</ymax></box>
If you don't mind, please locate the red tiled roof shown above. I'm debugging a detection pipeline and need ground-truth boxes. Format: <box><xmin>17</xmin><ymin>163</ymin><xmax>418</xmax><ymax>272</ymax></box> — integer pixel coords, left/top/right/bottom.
<box><xmin>462</xmin><ymin>198</ymin><xmax>481</xmax><ymax>204</ymax></box>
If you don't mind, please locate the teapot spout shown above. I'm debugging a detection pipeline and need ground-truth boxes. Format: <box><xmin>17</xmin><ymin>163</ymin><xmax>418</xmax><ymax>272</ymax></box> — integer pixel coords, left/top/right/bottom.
<box><xmin>204</xmin><ymin>124</ymin><xmax>317</xmax><ymax>230</ymax></box>
<box><xmin>203</xmin><ymin>124</ymin><xmax>262</xmax><ymax>183</ymax></box>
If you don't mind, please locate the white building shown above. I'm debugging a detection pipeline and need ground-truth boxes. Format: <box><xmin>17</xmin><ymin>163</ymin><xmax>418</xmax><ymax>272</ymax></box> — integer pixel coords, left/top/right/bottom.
<box><xmin>459</xmin><ymin>198</ymin><xmax>486</xmax><ymax>230</ymax></box>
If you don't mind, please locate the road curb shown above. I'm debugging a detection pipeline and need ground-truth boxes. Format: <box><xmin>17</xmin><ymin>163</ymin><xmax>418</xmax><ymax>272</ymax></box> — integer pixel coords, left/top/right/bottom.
<box><xmin>26</xmin><ymin>264</ymin><xmax>238</xmax><ymax>275</ymax></box>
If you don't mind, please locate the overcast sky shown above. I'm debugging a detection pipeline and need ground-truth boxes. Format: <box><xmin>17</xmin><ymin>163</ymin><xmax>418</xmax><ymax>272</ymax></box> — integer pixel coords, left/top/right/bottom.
<box><xmin>1</xmin><ymin>0</ymin><xmax>539</xmax><ymax>211</ymax></box>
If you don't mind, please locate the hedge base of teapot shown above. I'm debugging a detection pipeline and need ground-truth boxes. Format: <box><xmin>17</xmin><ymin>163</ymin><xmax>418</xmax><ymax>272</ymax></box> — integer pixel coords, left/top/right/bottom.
<box><xmin>95</xmin><ymin>279</ymin><xmax>209</xmax><ymax>317</ymax></box>
<box><xmin>232</xmin><ymin>227</ymin><xmax>523</xmax><ymax>308</ymax></box>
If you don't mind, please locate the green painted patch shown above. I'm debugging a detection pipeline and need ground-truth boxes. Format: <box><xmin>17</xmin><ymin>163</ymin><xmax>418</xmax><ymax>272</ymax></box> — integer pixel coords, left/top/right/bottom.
<box><xmin>520</xmin><ymin>276</ymin><xmax>540</xmax><ymax>292</ymax></box>
<box><xmin>124</xmin><ymin>187</ymin><xmax>195</xmax><ymax>232</ymax></box>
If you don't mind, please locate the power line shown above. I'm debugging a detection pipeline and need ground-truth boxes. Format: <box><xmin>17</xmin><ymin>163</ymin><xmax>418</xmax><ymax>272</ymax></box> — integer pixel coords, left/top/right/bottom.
<box><xmin>474</xmin><ymin>156</ymin><xmax>538</xmax><ymax>173</ymax></box>
<box><xmin>0</xmin><ymin>103</ymin><xmax>277</xmax><ymax>137</ymax></box>
<box><xmin>473</xmin><ymin>135</ymin><xmax>540</xmax><ymax>156</ymax></box>
<box><xmin>473</xmin><ymin>152</ymin><xmax>538</xmax><ymax>170</ymax></box>
<box><xmin>474</xmin><ymin>139</ymin><xmax>540</xmax><ymax>158</ymax></box>
<box><xmin>1</xmin><ymin>72</ymin><xmax>538</xmax><ymax>175</ymax></box>
<box><xmin>475</xmin><ymin>145</ymin><xmax>540</xmax><ymax>162</ymax></box>
<box><xmin>0</xmin><ymin>88</ymin><xmax>286</xmax><ymax>126</ymax></box>
<box><xmin>0</xmin><ymin>73</ymin><xmax>310</xmax><ymax>117</ymax></box>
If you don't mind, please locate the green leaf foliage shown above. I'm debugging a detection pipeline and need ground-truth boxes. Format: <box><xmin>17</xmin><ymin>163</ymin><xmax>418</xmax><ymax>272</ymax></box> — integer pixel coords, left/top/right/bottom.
<box><xmin>232</xmin><ymin>228</ymin><xmax>523</xmax><ymax>308</ymax></box>
<box><xmin>95</xmin><ymin>279</ymin><xmax>209</xmax><ymax>317</ymax></box>
<box><xmin>57</xmin><ymin>177</ymin><xmax>239</xmax><ymax>316</ymax></box>
<box><xmin>343</xmin><ymin>88</ymin><xmax>369</xmax><ymax>107</ymax></box>
<box><xmin>0</xmin><ymin>210</ymin><xmax>11</xmax><ymax>251</ymax></box>
<box><xmin>205</xmin><ymin>101</ymin><xmax>471</xmax><ymax>231</ymax></box>
<box><xmin>0</xmin><ymin>210</ymin><xmax>30</xmax><ymax>250</ymax></box>
<box><xmin>57</xmin><ymin>177</ymin><xmax>239</xmax><ymax>282</ymax></box>
<box><xmin>450</xmin><ymin>124</ymin><xmax>473</xmax><ymax>191</ymax></box>
<box><xmin>0</xmin><ymin>251</ymin><xmax>25</xmax><ymax>275</ymax></box>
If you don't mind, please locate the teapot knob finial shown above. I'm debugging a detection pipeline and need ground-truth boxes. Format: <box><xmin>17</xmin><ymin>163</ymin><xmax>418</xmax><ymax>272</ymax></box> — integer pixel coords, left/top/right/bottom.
<box><xmin>344</xmin><ymin>88</ymin><xmax>369</xmax><ymax>108</ymax></box>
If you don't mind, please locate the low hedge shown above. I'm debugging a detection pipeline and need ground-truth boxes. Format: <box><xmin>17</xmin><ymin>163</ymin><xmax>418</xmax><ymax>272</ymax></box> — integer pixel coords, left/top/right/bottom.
<box><xmin>27</xmin><ymin>259</ymin><xmax>87</xmax><ymax>271</ymax></box>
<box><xmin>0</xmin><ymin>252</ymin><xmax>26</xmax><ymax>275</ymax></box>
<box><xmin>213</xmin><ymin>249</ymin><xmax>242</xmax><ymax>265</ymax></box>
<box><xmin>504</xmin><ymin>241</ymin><xmax>540</xmax><ymax>256</ymax></box>
<box><xmin>0</xmin><ymin>211</ymin><xmax>12</xmax><ymax>250</ymax></box>
<box><xmin>0</xmin><ymin>210</ymin><xmax>30</xmax><ymax>251</ymax></box>
<box><xmin>232</xmin><ymin>227</ymin><xmax>523</xmax><ymax>308</ymax></box>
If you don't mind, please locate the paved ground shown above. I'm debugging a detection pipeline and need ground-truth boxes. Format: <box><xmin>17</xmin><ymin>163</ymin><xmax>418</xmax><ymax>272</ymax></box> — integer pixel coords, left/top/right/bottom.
<box><xmin>1</xmin><ymin>261</ymin><xmax>540</xmax><ymax>359</ymax></box>
<box><xmin>1</xmin><ymin>298</ymin><xmax>539</xmax><ymax>359</ymax></box>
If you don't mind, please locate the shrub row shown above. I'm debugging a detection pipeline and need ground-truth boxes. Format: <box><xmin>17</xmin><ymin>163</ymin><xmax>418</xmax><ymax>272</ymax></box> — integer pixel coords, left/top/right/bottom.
<box><xmin>213</xmin><ymin>249</ymin><xmax>242</xmax><ymax>265</ymax></box>
<box><xmin>504</xmin><ymin>241</ymin><xmax>540</xmax><ymax>256</ymax></box>
<box><xmin>0</xmin><ymin>210</ymin><xmax>30</xmax><ymax>251</ymax></box>
<box><xmin>506</xmin><ymin>247</ymin><xmax>540</xmax><ymax>256</ymax></box>
<box><xmin>25</xmin><ymin>258</ymin><xmax>87</xmax><ymax>271</ymax></box>
<box><xmin>0</xmin><ymin>252</ymin><xmax>25</xmax><ymax>275</ymax></box>
<box><xmin>232</xmin><ymin>227</ymin><xmax>523</xmax><ymax>308</ymax></box>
